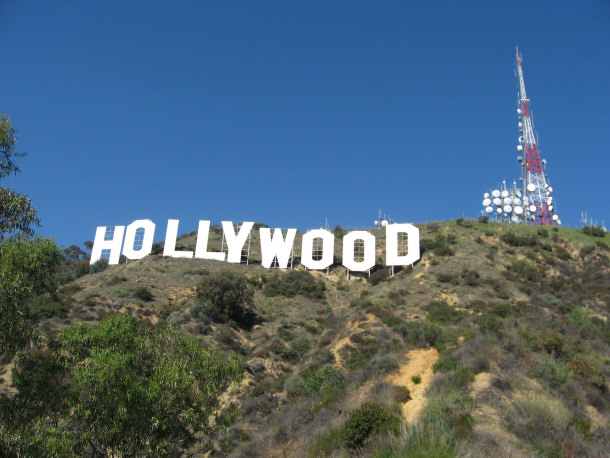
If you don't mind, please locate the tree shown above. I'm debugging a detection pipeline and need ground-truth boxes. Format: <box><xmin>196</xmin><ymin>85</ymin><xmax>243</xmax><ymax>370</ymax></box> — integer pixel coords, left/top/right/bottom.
<box><xmin>0</xmin><ymin>114</ymin><xmax>39</xmax><ymax>238</ymax></box>
<box><xmin>0</xmin><ymin>115</ymin><xmax>61</xmax><ymax>366</ymax></box>
<box><xmin>4</xmin><ymin>315</ymin><xmax>244</xmax><ymax>456</ymax></box>
<box><xmin>0</xmin><ymin>237</ymin><xmax>61</xmax><ymax>366</ymax></box>
<box><xmin>194</xmin><ymin>270</ymin><xmax>261</xmax><ymax>329</ymax></box>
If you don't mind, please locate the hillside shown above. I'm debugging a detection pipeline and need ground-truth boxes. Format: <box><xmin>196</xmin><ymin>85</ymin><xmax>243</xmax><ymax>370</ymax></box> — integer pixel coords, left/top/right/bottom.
<box><xmin>4</xmin><ymin>220</ymin><xmax>610</xmax><ymax>457</ymax></box>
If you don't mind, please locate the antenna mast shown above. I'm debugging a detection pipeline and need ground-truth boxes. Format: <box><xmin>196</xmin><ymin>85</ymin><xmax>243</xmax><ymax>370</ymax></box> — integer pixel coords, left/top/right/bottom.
<box><xmin>515</xmin><ymin>46</ymin><xmax>559</xmax><ymax>225</ymax></box>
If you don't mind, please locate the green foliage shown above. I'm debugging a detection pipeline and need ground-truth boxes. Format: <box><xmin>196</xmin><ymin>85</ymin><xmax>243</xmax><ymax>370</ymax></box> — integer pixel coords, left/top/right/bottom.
<box><xmin>263</xmin><ymin>270</ymin><xmax>325</xmax><ymax>299</ymax></box>
<box><xmin>411</xmin><ymin>375</ymin><xmax>422</xmax><ymax>384</ymax></box>
<box><xmin>400</xmin><ymin>321</ymin><xmax>444</xmax><ymax>348</ymax></box>
<box><xmin>369</xmin><ymin>268</ymin><xmax>390</xmax><ymax>285</ymax></box>
<box><xmin>0</xmin><ymin>115</ymin><xmax>40</xmax><ymax>238</ymax></box>
<box><xmin>28</xmin><ymin>294</ymin><xmax>70</xmax><ymax>319</ymax></box>
<box><xmin>420</xmin><ymin>234</ymin><xmax>456</xmax><ymax>257</ymax></box>
<box><xmin>133</xmin><ymin>286</ymin><xmax>154</xmax><ymax>302</ymax></box>
<box><xmin>89</xmin><ymin>258</ymin><xmax>108</xmax><ymax>273</ymax></box>
<box><xmin>311</xmin><ymin>402</ymin><xmax>399</xmax><ymax>453</ymax></box>
<box><xmin>302</xmin><ymin>365</ymin><xmax>345</xmax><ymax>395</ymax></box>
<box><xmin>506</xmin><ymin>393</ymin><xmax>571</xmax><ymax>451</ymax></box>
<box><xmin>0</xmin><ymin>236</ymin><xmax>61</xmax><ymax>365</ymax></box>
<box><xmin>195</xmin><ymin>270</ymin><xmax>260</xmax><ymax>329</ymax></box>
<box><xmin>533</xmin><ymin>355</ymin><xmax>573</xmax><ymax>390</ymax></box>
<box><xmin>425</xmin><ymin>301</ymin><xmax>463</xmax><ymax>324</ymax></box>
<box><xmin>501</xmin><ymin>231</ymin><xmax>538</xmax><ymax>247</ymax></box>
<box><xmin>3</xmin><ymin>315</ymin><xmax>244</xmax><ymax>456</ymax></box>
<box><xmin>436</xmin><ymin>272</ymin><xmax>460</xmax><ymax>285</ymax></box>
<box><xmin>582</xmin><ymin>225</ymin><xmax>605</xmax><ymax>237</ymax></box>
<box><xmin>341</xmin><ymin>402</ymin><xmax>400</xmax><ymax>449</ymax></box>
<box><xmin>425</xmin><ymin>389</ymin><xmax>474</xmax><ymax>439</ymax></box>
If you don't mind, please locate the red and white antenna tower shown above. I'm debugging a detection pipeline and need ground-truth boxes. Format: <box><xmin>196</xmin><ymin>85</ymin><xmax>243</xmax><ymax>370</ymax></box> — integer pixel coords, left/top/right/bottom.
<box><xmin>515</xmin><ymin>46</ymin><xmax>560</xmax><ymax>225</ymax></box>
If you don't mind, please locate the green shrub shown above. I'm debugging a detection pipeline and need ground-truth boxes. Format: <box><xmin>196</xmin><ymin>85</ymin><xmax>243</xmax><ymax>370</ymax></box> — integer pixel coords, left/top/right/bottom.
<box><xmin>28</xmin><ymin>294</ymin><xmax>70</xmax><ymax>319</ymax></box>
<box><xmin>369</xmin><ymin>268</ymin><xmax>390</xmax><ymax>285</ymax></box>
<box><xmin>263</xmin><ymin>270</ymin><xmax>325</xmax><ymax>299</ymax></box>
<box><xmin>501</xmin><ymin>231</ymin><xmax>537</xmax><ymax>247</ymax></box>
<box><xmin>507</xmin><ymin>393</ymin><xmax>571</xmax><ymax>449</ymax></box>
<box><xmin>425</xmin><ymin>301</ymin><xmax>463</xmax><ymax>324</ymax></box>
<box><xmin>436</xmin><ymin>272</ymin><xmax>459</xmax><ymax>285</ymax></box>
<box><xmin>411</xmin><ymin>375</ymin><xmax>422</xmax><ymax>384</ymax></box>
<box><xmin>133</xmin><ymin>286</ymin><xmax>153</xmax><ymax>302</ymax></box>
<box><xmin>400</xmin><ymin>321</ymin><xmax>443</xmax><ymax>347</ymax></box>
<box><xmin>195</xmin><ymin>270</ymin><xmax>260</xmax><ymax>329</ymax></box>
<box><xmin>533</xmin><ymin>354</ymin><xmax>573</xmax><ymax>389</ymax></box>
<box><xmin>583</xmin><ymin>226</ymin><xmax>606</xmax><ymax>237</ymax></box>
<box><xmin>89</xmin><ymin>259</ymin><xmax>108</xmax><ymax>274</ymax></box>
<box><xmin>341</xmin><ymin>402</ymin><xmax>400</xmax><ymax>449</ymax></box>
<box><xmin>424</xmin><ymin>389</ymin><xmax>474</xmax><ymax>439</ymax></box>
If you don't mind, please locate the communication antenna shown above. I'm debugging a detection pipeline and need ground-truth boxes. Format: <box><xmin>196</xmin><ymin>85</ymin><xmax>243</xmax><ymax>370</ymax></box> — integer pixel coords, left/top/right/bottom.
<box><xmin>515</xmin><ymin>46</ymin><xmax>559</xmax><ymax>226</ymax></box>
<box><xmin>481</xmin><ymin>48</ymin><xmax>561</xmax><ymax>226</ymax></box>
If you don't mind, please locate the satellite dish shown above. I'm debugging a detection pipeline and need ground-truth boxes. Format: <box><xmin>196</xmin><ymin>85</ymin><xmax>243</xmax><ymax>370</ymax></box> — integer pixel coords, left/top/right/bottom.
<box><xmin>547</xmin><ymin>197</ymin><xmax>553</xmax><ymax>204</ymax></box>
<box><xmin>523</xmin><ymin>197</ymin><xmax>529</xmax><ymax>204</ymax></box>
<box><xmin>504</xmin><ymin>205</ymin><xmax>513</xmax><ymax>213</ymax></box>
<box><xmin>493</xmin><ymin>197</ymin><xmax>502</xmax><ymax>206</ymax></box>
<box><xmin>548</xmin><ymin>205</ymin><xmax>553</xmax><ymax>211</ymax></box>
<box><xmin>483</xmin><ymin>192</ymin><xmax>490</xmax><ymax>198</ymax></box>
<box><xmin>529</xmin><ymin>205</ymin><xmax>537</xmax><ymax>212</ymax></box>
<box><xmin>497</xmin><ymin>207</ymin><xmax>503</xmax><ymax>213</ymax></box>
<box><xmin>527</xmin><ymin>183</ymin><xmax>536</xmax><ymax>192</ymax></box>
<box><xmin>503</xmin><ymin>197</ymin><xmax>512</xmax><ymax>205</ymax></box>
<box><xmin>374</xmin><ymin>220</ymin><xmax>379</xmax><ymax>226</ymax></box>
<box><xmin>552</xmin><ymin>214</ymin><xmax>559</xmax><ymax>221</ymax></box>
<box><xmin>517</xmin><ymin>108</ymin><xmax>522</xmax><ymax>114</ymax></box>
<box><xmin>518</xmin><ymin>121</ymin><xmax>523</xmax><ymax>128</ymax></box>
<box><xmin>381</xmin><ymin>220</ymin><xmax>388</xmax><ymax>227</ymax></box>
<box><xmin>517</xmin><ymin>145</ymin><xmax>524</xmax><ymax>152</ymax></box>
<box><xmin>511</xmin><ymin>215</ymin><xmax>519</xmax><ymax>222</ymax></box>
<box><xmin>548</xmin><ymin>186</ymin><xmax>553</xmax><ymax>192</ymax></box>
<box><xmin>513</xmin><ymin>198</ymin><xmax>522</xmax><ymax>206</ymax></box>
<box><xmin>516</xmin><ymin>190</ymin><xmax>522</xmax><ymax>198</ymax></box>
<box><xmin>557</xmin><ymin>219</ymin><xmax>562</xmax><ymax>225</ymax></box>
<box><xmin>485</xmin><ymin>206</ymin><xmax>493</xmax><ymax>213</ymax></box>
<box><xmin>501</xmin><ymin>190</ymin><xmax>509</xmax><ymax>198</ymax></box>
<box><xmin>518</xmin><ymin>136</ymin><xmax>524</xmax><ymax>143</ymax></box>
<box><xmin>492</xmin><ymin>190</ymin><xmax>501</xmax><ymax>198</ymax></box>
<box><xmin>483</xmin><ymin>198</ymin><xmax>491</xmax><ymax>207</ymax></box>
<box><xmin>514</xmin><ymin>206</ymin><xmax>523</xmax><ymax>215</ymax></box>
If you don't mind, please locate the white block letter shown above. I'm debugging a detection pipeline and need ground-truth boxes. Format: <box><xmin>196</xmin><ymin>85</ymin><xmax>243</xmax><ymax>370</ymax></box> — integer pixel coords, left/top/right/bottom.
<box><xmin>163</xmin><ymin>219</ymin><xmax>193</xmax><ymax>258</ymax></box>
<box><xmin>301</xmin><ymin>229</ymin><xmax>334</xmax><ymax>270</ymax></box>
<box><xmin>90</xmin><ymin>225</ymin><xmax>125</xmax><ymax>265</ymax></box>
<box><xmin>386</xmin><ymin>223</ymin><xmax>420</xmax><ymax>266</ymax></box>
<box><xmin>222</xmin><ymin>221</ymin><xmax>254</xmax><ymax>263</ymax></box>
<box><xmin>342</xmin><ymin>231</ymin><xmax>376</xmax><ymax>272</ymax></box>
<box><xmin>260</xmin><ymin>228</ymin><xmax>297</xmax><ymax>268</ymax></box>
<box><xmin>195</xmin><ymin>220</ymin><xmax>225</xmax><ymax>261</ymax></box>
<box><xmin>122</xmin><ymin>219</ymin><xmax>155</xmax><ymax>260</ymax></box>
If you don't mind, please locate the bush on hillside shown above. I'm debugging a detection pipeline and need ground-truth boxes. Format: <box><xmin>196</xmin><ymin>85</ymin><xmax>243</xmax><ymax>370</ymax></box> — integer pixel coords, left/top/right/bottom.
<box><xmin>133</xmin><ymin>286</ymin><xmax>153</xmax><ymax>302</ymax></box>
<box><xmin>263</xmin><ymin>270</ymin><xmax>325</xmax><ymax>299</ymax></box>
<box><xmin>89</xmin><ymin>259</ymin><xmax>108</xmax><ymax>274</ymax></box>
<box><xmin>583</xmin><ymin>226</ymin><xmax>605</xmax><ymax>237</ymax></box>
<box><xmin>501</xmin><ymin>231</ymin><xmax>537</xmax><ymax>247</ymax></box>
<box><xmin>341</xmin><ymin>402</ymin><xmax>400</xmax><ymax>449</ymax></box>
<box><xmin>195</xmin><ymin>270</ymin><xmax>260</xmax><ymax>329</ymax></box>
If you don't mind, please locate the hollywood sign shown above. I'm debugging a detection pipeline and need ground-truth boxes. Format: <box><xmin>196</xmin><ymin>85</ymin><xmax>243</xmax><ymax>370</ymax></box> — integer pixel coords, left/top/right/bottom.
<box><xmin>90</xmin><ymin>219</ymin><xmax>420</xmax><ymax>272</ymax></box>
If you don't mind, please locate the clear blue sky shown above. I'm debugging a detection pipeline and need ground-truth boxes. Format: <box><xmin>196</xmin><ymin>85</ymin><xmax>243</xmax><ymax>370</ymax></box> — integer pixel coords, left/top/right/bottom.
<box><xmin>1</xmin><ymin>1</ymin><xmax>608</xmax><ymax>249</ymax></box>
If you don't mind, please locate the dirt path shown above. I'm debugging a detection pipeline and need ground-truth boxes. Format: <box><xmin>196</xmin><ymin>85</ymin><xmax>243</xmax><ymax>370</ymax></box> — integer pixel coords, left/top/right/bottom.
<box><xmin>330</xmin><ymin>313</ymin><xmax>376</xmax><ymax>366</ymax></box>
<box><xmin>386</xmin><ymin>347</ymin><xmax>439</xmax><ymax>424</ymax></box>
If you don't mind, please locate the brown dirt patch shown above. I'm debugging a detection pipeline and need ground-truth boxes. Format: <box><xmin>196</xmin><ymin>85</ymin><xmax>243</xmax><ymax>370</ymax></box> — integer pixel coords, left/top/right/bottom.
<box><xmin>386</xmin><ymin>347</ymin><xmax>439</xmax><ymax>424</ymax></box>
